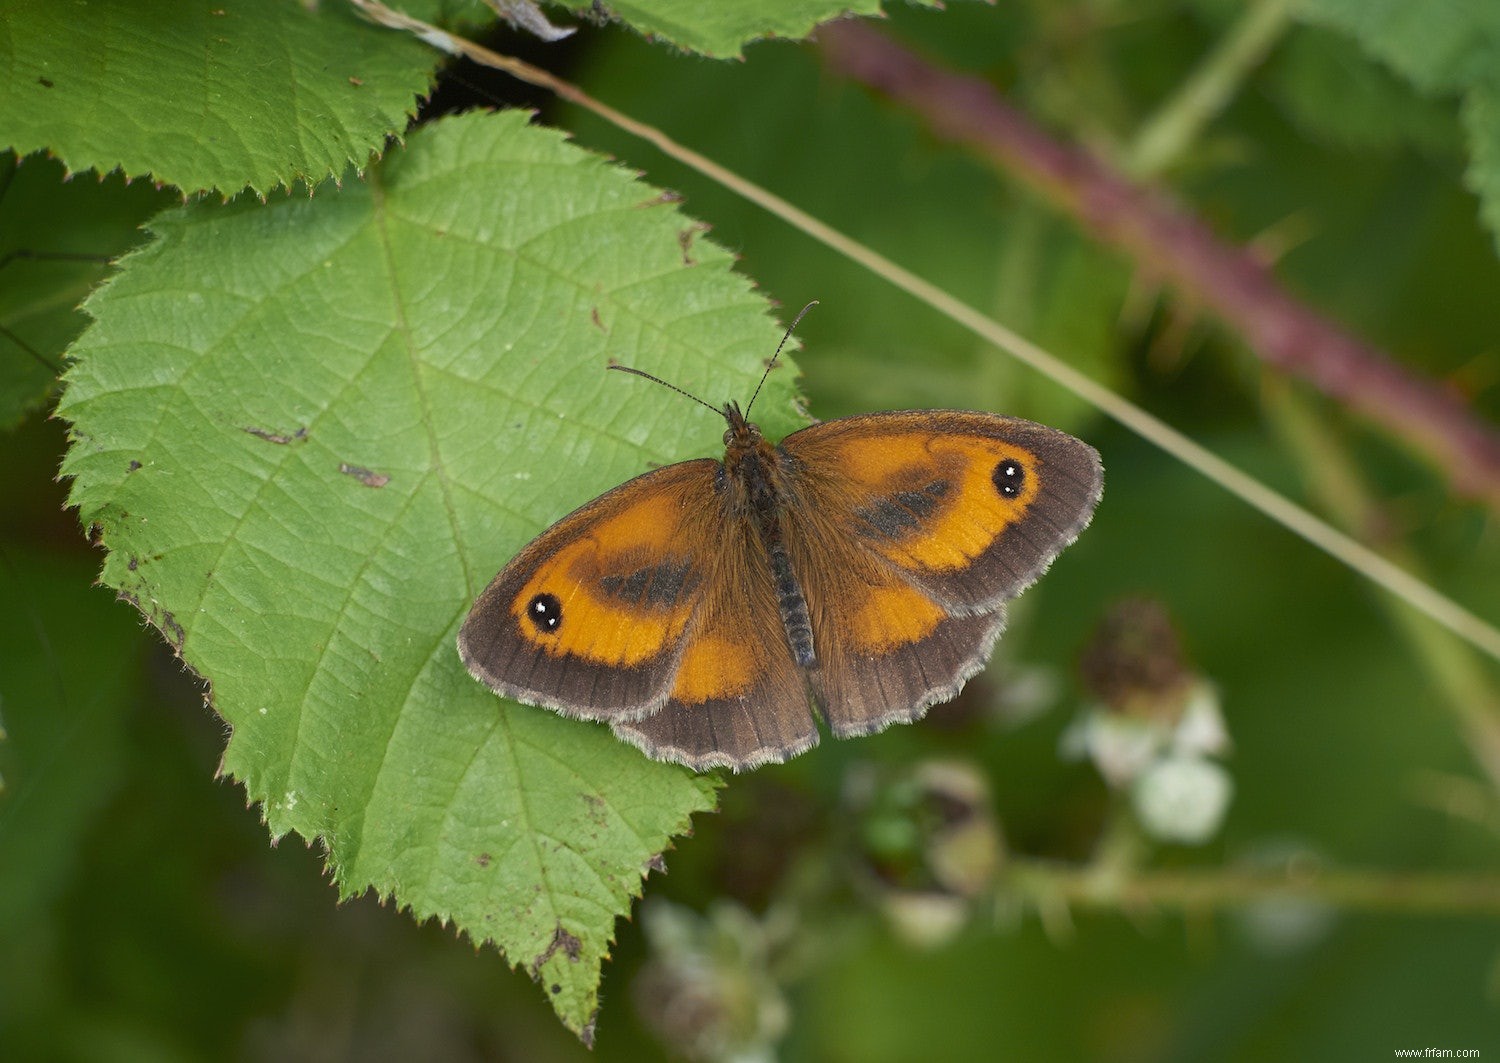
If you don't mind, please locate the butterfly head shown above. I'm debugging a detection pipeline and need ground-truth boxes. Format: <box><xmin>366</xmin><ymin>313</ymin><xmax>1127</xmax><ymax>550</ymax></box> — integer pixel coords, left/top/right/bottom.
<box><xmin>720</xmin><ymin>400</ymin><xmax>762</xmax><ymax>448</ymax></box>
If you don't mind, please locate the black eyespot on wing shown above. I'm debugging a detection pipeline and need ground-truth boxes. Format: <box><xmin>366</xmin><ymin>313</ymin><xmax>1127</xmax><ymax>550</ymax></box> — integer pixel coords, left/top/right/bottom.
<box><xmin>527</xmin><ymin>593</ymin><xmax>563</xmax><ymax>632</ymax></box>
<box><xmin>992</xmin><ymin>459</ymin><xmax>1026</xmax><ymax>498</ymax></box>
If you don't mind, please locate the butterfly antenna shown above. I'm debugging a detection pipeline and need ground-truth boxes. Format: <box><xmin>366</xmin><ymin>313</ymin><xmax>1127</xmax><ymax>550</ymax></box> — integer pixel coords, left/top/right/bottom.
<box><xmin>608</xmin><ymin>363</ymin><xmax>724</xmax><ymax>418</ymax></box>
<box><xmin>745</xmin><ymin>300</ymin><xmax>818</xmax><ymax>418</ymax></box>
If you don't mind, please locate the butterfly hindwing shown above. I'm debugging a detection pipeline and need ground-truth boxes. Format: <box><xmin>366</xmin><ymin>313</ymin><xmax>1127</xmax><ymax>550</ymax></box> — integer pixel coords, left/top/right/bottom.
<box><xmin>610</xmin><ymin>515</ymin><xmax>819</xmax><ymax>770</ymax></box>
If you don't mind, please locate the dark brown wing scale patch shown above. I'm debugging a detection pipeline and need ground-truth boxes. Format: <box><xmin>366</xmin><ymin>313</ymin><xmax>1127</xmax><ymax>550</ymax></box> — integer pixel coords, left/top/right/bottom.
<box><xmin>854</xmin><ymin>479</ymin><xmax>952</xmax><ymax>540</ymax></box>
<box><xmin>598</xmin><ymin>559</ymin><xmax>699</xmax><ymax>607</ymax></box>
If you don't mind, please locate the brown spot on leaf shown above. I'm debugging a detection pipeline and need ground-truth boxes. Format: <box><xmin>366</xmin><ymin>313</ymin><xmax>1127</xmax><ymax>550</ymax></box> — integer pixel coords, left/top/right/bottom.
<box><xmin>127</xmin><ymin>459</ymin><xmax>142</xmax><ymax>472</ymax></box>
<box><xmin>127</xmin><ymin>557</ymin><xmax>138</xmax><ymax>571</ymax></box>
<box><xmin>476</xmin><ymin>852</ymin><xmax>492</xmax><ymax>868</ymax></box>
<box><xmin>582</xmin><ymin>793</ymin><xmax>609</xmax><ymax>826</ymax></box>
<box><xmin>38</xmin><ymin>77</ymin><xmax>54</xmax><ymax>88</ymax></box>
<box><xmin>339</xmin><ymin>462</ymin><xmax>390</xmax><ymax>488</ymax></box>
<box><xmin>635</xmin><ymin>189</ymin><xmax>682</xmax><ymax>209</ymax></box>
<box><xmin>590</xmin><ymin>306</ymin><xmax>605</xmax><ymax>331</ymax></box>
<box><xmin>349</xmin><ymin>75</ymin><xmax>364</xmax><ymax>87</ymax></box>
<box><xmin>678</xmin><ymin>221</ymin><xmax>711</xmax><ymax>265</ymax></box>
<box><xmin>529</xmin><ymin>924</ymin><xmax>583</xmax><ymax>980</ymax></box>
<box><xmin>243</xmin><ymin>425</ymin><xmax>306</xmax><ymax>445</ymax></box>
<box><xmin>644</xmin><ymin>853</ymin><xmax>668</xmax><ymax>876</ymax></box>
<box><xmin>161</xmin><ymin>611</ymin><xmax>185</xmax><ymax>650</ymax></box>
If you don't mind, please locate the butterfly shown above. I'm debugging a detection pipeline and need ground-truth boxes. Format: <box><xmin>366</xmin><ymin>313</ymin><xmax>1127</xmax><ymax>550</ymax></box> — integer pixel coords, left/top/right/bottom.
<box><xmin>458</xmin><ymin>309</ymin><xmax>1103</xmax><ymax>771</ymax></box>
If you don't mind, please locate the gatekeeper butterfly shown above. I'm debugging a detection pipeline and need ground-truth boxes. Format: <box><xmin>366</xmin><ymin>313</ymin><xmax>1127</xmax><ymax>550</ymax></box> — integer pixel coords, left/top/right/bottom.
<box><xmin>458</xmin><ymin>306</ymin><xmax>1102</xmax><ymax>771</ymax></box>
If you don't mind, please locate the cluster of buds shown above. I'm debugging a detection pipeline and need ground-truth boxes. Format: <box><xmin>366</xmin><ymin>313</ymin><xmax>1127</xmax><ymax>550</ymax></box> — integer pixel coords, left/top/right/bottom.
<box><xmin>843</xmin><ymin>759</ymin><xmax>1004</xmax><ymax>948</ymax></box>
<box><xmin>633</xmin><ymin>900</ymin><xmax>789</xmax><ymax>1063</ymax></box>
<box><xmin>1063</xmin><ymin>598</ymin><xmax>1232</xmax><ymax>844</ymax></box>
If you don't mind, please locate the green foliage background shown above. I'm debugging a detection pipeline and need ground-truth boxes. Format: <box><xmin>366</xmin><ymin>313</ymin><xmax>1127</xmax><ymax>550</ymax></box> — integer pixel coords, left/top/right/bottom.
<box><xmin>3</xmin><ymin>0</ymin><xmax>1499</xmax><ymax>1059</ymax></box>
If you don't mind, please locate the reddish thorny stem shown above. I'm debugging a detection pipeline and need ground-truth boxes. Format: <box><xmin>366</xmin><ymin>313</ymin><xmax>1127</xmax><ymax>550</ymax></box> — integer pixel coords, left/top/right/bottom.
<box><xmin>819</xmin><ymin>20</ymin><xmax>1500</xmax><ymax>510</ymax></box>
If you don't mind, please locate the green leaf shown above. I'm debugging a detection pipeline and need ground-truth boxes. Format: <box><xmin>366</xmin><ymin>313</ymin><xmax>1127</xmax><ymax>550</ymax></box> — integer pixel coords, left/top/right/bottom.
<box><xmin>0</xmin><ymin>154</ymin><xmax>175</xmax><ymax>429</ymax></box>
<box><xmin>563</xmin><ymin>0</ymin><xmax>899</xmax><ymax>58</ymax></box>
<box><xmin>57</xmin><ymin>109</ymin><xmax>806</xmax><ymax>1039</ymax></box>
<box><xmin>1267</xmin><ymin>26</ymin><xmax>1463</xmax><ymax>157</ymax></box>
<box><xmin>0</xmin><ymin>0</ymin><xmax>438</xmax><ymax>196</ymax></box>
<box><xmin>1294</xmin><ymin>0</ymin><xmax>1500</xmax><ymax>94</ymax></box>
<box><xmin>1294</xmin><ymin>0</ymin><xmax>1500</xmax><ymax>254</ymax></box>
<box><xmin>1461</xmin><ymin>77</ymin><xmax>1500</xmax><ymax>253</ymax></box>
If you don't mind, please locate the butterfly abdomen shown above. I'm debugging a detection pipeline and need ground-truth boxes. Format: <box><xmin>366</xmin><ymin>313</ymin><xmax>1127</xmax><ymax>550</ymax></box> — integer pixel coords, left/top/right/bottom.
<box><xmin>769</xmin><ymin>538</ymin><xmax>815</xmax><ymax>667</ymax></box>
<box><xmin>732</xmin><ymin>435</ymin><xmax>817</xmax><ymax>669</ymax></box>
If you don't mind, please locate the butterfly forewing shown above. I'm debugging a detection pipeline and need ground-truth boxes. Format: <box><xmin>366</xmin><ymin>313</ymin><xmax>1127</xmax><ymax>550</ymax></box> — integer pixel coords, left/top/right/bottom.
<box><xmin>779</xmin><ymin>411</ymin><xmax>1103</xmax><ymax>610</ymax></box>
<box><xmin>457</xmin><ymin>459</ymin><xmax>724</xmax><ymax>721</ymax></box>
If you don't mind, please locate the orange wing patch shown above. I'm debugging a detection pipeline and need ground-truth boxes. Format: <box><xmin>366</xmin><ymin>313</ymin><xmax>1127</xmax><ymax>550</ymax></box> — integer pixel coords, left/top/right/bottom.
<box><xmin>509</xmin><ymin>548</ymin><xmax>695</xmax><ymax>666</ymax></box>
<box><xmin>507</xmin><ymin>487</ymin><xmax>703</xmax><ymax>666</ymax></box>
<box><xmin>829</xmin><ymin>432</ymin><xmax>1041</xmax><ymax>572</ymax></box>
<box><xmin>671</xmin><ymin>633</ymin><xmax>757</xmax><ymax>703</ymax></box>
<box><xmin>847</xmin><ymin>582</ymin><xmax>945</xmax><ymax>653</ymax></box>
<box><xmin>611</xmin><ymin>517</ymin><xmax>821</xmax><ymax>771</ymax></box>
<box><xmin>779</xmin><ymin>411</ymin><xmax>1101</xmax><ymax>614</ymax></box>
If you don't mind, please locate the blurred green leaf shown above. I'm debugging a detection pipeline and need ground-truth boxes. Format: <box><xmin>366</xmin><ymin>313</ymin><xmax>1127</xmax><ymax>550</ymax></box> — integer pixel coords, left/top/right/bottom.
<box><xmin>987</xmin><ymin>206</ymin><xmax>1131</xmax><ymax>432</ymax></box>
<box><xmin>0</xmin><ymin>0</ymin><xmax>437</xmax><ymax>195</ymax></box>
<box><xmin>1295</xmin><ymin>0</ymin><xmax>1500</xmax><ymax>94</ymax></box>
<box><xmin>1295</xmin><ymin>0</ymin><xmax>1500</xmax><ymax>253</ymax></box>
<box><xmin>1462</xmin><ymin>80</ymin><xmax>1500</xmax><ymax>255</ymax></box>
<box><xmin>0</xmin><ymin>154</ymin><xmax>175</xmax><ymax>429</ymax></box>
<box><xmin>0</xmin><ymin>550</ymin><xmax>138</xmax><ymax>944</ymax></box>
<box><xmin>1267</xmin><ymin>25</ymin><xmax>1463</xmax><ymax>156</ymax></box>
<box><xmin>54</xmin><ymin>109</ymin><xmax>814</xmax><ymax>1037</ymax></box>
